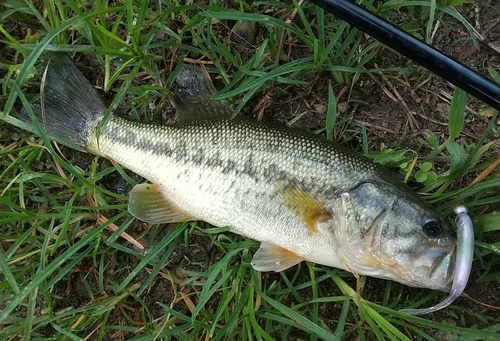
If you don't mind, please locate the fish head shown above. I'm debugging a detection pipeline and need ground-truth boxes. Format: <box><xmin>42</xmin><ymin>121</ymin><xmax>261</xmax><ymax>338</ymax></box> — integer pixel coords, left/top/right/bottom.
<box><xmin>333</xmin><ymin>181</ymin><xmax>456</xmax><ymax>291</ymax></box>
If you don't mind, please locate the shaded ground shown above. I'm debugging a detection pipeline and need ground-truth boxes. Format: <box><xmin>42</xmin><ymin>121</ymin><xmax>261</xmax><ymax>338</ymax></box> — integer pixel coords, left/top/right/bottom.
<box><xmin>1</xmin><ymin>1</ymin><xmax>500</xmax><ymax>340</ymax></box>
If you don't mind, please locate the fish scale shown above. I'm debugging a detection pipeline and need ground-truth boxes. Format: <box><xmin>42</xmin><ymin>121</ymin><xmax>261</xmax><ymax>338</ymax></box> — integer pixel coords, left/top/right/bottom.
<box><xmin>91</xmin><ymin>116</ymin><xmax>374</xmax><ymax>212</ymax></box>
<box><xmin>87</xmin><ymin>116</ymin><xmax>371</xmax><ymax>261</ymax></box>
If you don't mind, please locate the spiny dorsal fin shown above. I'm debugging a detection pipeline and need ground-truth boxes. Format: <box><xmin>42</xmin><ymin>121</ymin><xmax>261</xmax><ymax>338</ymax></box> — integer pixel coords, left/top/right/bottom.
<box><xmin>173</xmin><ymin>66</ymin><xmax>234</xmax><ymax>123</ymax></box>
<box><xmin>128</xmin><ymin>183</ymin><xmax>196</xmax><ymax>224</ymax></box>
<box><xmin>278</xmin><ymin>178</ymin><xmax>332</xmax><ymax>234</ymax></box>
<box><xmin>251</xmin><ymin>242</ymin><xmax>304</xmax><ymax>272</ymax></box>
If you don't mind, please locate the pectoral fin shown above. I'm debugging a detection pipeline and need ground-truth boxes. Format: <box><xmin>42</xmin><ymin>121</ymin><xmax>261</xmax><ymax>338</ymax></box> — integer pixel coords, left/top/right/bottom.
<box><xmin>278</xmin><ymin>179</ymin><xmax>332</xmax><ymax>234</ymax></box>
<box><xmin>251</xmin><ymin>242</ymin><xmax>304</xmax><ymax>272</ymax></box>
<box><xmin>128</xmin><ymin>183</ymin><xmax>195</xmax><ymax>224</ymax></box>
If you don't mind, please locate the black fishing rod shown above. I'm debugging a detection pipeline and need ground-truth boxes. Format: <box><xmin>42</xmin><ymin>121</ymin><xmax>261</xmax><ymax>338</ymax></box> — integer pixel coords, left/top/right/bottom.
<box><xmin>309</xmin><ymin>0</ymin><xmax>500</xmax><ymax>111</ymax></box>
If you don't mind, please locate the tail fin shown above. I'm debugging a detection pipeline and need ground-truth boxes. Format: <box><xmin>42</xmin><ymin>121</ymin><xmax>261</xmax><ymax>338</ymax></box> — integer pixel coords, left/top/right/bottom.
<box><xmin>20</xmin><ymin>55</ymin><xmax>106</xmax><ymax>148</ymax></box>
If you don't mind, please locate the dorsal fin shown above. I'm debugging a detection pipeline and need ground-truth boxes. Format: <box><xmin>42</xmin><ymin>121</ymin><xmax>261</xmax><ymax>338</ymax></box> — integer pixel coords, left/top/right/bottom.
<box><xmin>173</xmin><ymin>65</ymin><xmax>234</xmax><ymax>123</ymax></box>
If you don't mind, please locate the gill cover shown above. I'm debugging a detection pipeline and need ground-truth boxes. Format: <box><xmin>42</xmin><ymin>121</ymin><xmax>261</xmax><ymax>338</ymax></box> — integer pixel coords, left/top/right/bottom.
<box><xmin>333</xmin><ymin>181</ymin><xmax>457</xmax><ymax>292</ymax></box>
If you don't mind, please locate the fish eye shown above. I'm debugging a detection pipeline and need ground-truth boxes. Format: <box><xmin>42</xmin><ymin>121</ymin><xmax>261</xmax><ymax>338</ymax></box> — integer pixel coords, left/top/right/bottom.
<box><xmin>423</xmin><ymin>220</ymin><xmax>443</xmax><ymax>237</ymax></box>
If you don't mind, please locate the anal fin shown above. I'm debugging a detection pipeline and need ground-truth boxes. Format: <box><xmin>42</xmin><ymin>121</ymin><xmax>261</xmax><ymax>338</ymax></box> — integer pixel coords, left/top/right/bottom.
<box><xmin>128</xmin><ymin>183</ymin><xmax>195</xmax><ymax>224</ymax></box>
<box><xmin>251</xmin><ymin>242</ymin><xmax>304</xmax><ymax>272</ymax></box>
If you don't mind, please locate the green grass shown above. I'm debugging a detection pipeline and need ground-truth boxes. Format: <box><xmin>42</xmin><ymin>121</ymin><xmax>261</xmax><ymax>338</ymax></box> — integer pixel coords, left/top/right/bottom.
<box><xmin>1</xmin><ymin>0</ymin><xmax>500</xmax><ymax>340</ymax></box>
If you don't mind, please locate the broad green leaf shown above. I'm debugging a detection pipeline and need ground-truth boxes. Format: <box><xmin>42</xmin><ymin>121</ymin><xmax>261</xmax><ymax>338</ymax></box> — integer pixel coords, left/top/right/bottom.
<box><xmin>445</xmin><ymin>140</ymin><xmax>468</xmax><ymax>173</ymax></box>
<box><xmin>448</xmin><ymin>88</ymin><xmax>467</xmax><ymax>140</ymax></box>
<box><xmin>427</xmin><ymin>131</ymin><xmax>440</xmax><ymax>149</ymax></box>
<box><xmin>439</xmin><ymin>0</ymin><xmax>470</xmax><ymax>6</ymax></box>
<box><xmin>415</xmin><ymin>170</ymin><xmax>427</xmax><ymax>183</ymax></box>
<box><xmin>476</xmin><ymin>212</ymin><xmax>500</xmax><ymax>233</ymax></box>
<box><xmin>326</xmin><ymin>81</ymin><xmax>337</xmax><ymax>141</ymax></box>
<box><xmin>488</xmin><ymin>68</ymin><xmax>500</xmax><ymax>84</ymax></box>
<box><xmin>420</xmin><ymin>162</ymin><xmax>433</xmax><ymax>172</ymax></box>
<box><xmin>424</xmin><ymin>171</ymin><xmax>438</xmax><ymax>185</ymax></box>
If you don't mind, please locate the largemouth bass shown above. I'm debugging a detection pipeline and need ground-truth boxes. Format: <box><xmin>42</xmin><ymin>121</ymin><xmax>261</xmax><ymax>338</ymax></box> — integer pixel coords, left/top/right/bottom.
<box><xmin>20</xmin><ymin>56</ymin><xmax>473</xmax><ymax>313</ymax></box>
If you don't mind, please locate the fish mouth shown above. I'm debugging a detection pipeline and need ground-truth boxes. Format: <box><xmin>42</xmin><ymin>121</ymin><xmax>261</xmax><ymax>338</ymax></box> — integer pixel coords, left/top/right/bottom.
<box><xmin>401</xmin><ymin>205</ymin><xmax>475</xmax><ymax>315</ymax></box>
<box><xmin>429</xmin><ymin>245</ymin><xmax>456</xmax><ymax>289</ymax></box>
<box><xmin>412</xmin><ymin>242</ymin><xmax>456</xmax><ymax>290</ymax></box>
